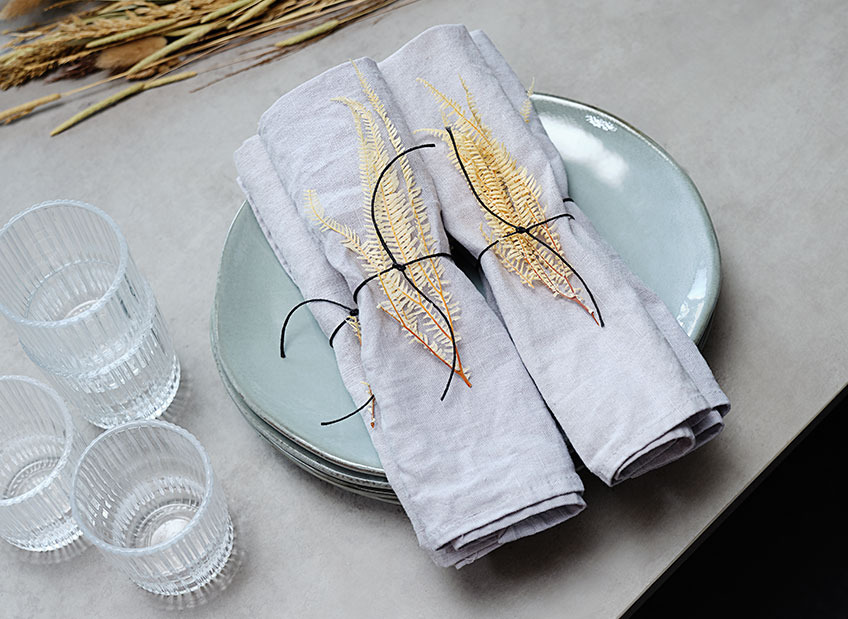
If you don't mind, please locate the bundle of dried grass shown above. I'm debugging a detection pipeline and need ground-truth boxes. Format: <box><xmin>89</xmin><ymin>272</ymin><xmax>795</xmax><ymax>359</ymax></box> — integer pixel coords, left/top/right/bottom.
<box><xmin>1</xmin><ymin>0</ymin><xmax>403</xmax><ymax>134</ymax></box>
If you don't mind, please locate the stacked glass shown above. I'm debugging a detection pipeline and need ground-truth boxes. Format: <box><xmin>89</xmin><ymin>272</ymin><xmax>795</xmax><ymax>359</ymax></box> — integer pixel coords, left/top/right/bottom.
<box><xmin>0</xmin><ymin>201</ymin><xmax>234</xmax><ymax>599</ymax></box>
<box><xmin>0</xmin><ymin>199</ymin><xmax>180</xmax><ymax>428</ymax></box>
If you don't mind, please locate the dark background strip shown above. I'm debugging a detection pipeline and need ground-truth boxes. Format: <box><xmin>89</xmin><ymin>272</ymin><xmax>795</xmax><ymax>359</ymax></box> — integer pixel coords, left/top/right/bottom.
<box><xmin>629</xmin><ymin>386</ymin><xmax>848</xmax><ymax>619</ymax></box>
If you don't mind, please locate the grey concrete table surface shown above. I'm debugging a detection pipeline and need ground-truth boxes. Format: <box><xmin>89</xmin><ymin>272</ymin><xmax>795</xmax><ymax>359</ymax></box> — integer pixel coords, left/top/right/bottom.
<box><xmin>1</xmin><ymin>1</ymin><xmax>846</xmax><ymax>617</ymax></box>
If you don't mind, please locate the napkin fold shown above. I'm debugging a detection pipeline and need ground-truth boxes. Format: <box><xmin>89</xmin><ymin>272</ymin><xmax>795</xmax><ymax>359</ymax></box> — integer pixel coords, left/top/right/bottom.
<box><xmin>377</xmin><ymin>25</ymin><xmax>730</xmax><ymax>485</ymax></box>
<box><xmin>240</xmin><ymin>59</ymin><xmax>585</xmax><ymax>567</ymax></box>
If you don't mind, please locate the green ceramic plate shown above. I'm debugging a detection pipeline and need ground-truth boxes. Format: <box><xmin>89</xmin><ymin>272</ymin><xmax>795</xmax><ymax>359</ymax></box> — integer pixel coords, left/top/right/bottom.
<box><xmin>212</xmin><ymin>308</ymin><xmax>393</xmax><ymax>491</ymax></box>
<box><xmin>211</xmin><ymin>326</ymin><xmax>398</xmax><ymax>502</ymax></box>
<box><xmin>212</xmin><ymin>94</ymin><xmax>721</xmax><ymax>478</ymax></box>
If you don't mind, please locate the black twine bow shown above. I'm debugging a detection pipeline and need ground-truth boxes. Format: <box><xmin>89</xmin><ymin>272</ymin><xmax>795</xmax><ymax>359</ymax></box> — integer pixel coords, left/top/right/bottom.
<box><xmin>280</xmin><ymin>299</ymin><xmax>366</xmax><ymax>427</ymax></box>
<box><xmin>444</xmin><ymin>126</ymin><xmax>604</xmax><ymax>327</ymax></box>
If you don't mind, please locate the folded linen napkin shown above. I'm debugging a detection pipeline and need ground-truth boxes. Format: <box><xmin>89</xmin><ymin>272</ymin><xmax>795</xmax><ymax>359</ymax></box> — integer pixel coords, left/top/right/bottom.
<box><xmin>243</xmin><ymin>60</ymin><xmax>585</xmax><ymax>567</ymax></box>
<box><xmin>469</xmin><ymin>30</ymin><xmax>728</xmax><ymax>450</ymax></box>
<box><xmin>378</xmin><ymin>25</ymin><xmax>730</xmax><ymax>485</ymax></box>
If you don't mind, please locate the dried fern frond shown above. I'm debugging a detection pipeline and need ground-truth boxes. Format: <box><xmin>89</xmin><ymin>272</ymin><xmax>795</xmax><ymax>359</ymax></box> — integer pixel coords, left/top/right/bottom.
<box><xmin>418</xmin><ymin>77</ymin><xmax>599</xmax><ymax>325</ymax></box>
<box><xmin>306</xmin><ymin>68</ymin><xmax>470</xmax><ymax>389</ymax></box>
<box><xmin>346</xmin><ymin>313</ymin><xmax>362</xmax><ymax>343</ymax></box>
<box><xmin>361</xmin><ymin>382</ymin><xmax>375</xmax><ymax>428</ymax></box>
<box><xmin>520</xmin><ymin>77</ymin><xmax>534</xmax><ymax>123</ymax></box>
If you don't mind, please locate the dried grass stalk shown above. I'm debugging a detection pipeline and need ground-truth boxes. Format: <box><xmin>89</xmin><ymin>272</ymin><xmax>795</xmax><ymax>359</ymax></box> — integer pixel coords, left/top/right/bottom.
<box><xmin>50</xmin><ymin>70</ymin><xmax>196</xmax><ymax>135</ymax></box>
<box><xmin>85</xmin><ymin>20</ymin><xmax>178</xmax><ymax>49</ymax></box>
<box><xmin>0</xmin><ymin>92</ymin><xmax>59</xmax><ymax>123</ymax></box>
<box><xmin>0</xmin><ymin>0</ymin><xmax>403</xmax><ymax>133</ymax></box>
<box><xmin>127</xmin><ymin>23</ymin><xmax>217</xmax><ymax>75</ymax></box>
<box><xmin>275</xmin><ymin>18</ymin><xmax>337</xmax><ymax>47</ymax></box>
<box><xmin>50</xmin><ymin>82</ymin><xmax>145</xmax><ymax>135</ymax></box>
<box><xmin>227</xmin><ymin>0</ymin><xmax>275</xmax><ymax>30</ymax></box>
<box><xmin>142</xmin><ymin>69</ymin><xmax>196</xmax><ymax>88</ymax></box>
<box><xmin>201</xmin><ymin>0</ymin><xmax>253</xmax><ymax>24</ymax></box>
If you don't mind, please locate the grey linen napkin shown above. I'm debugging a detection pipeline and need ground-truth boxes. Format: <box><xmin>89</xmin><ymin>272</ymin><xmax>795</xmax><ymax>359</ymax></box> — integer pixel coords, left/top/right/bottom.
<box><xmin>378</xmin><ymin>25</ymin><xmax>730</xmax><ymax>485</ymax></box>
<box><xmin>468</xmin><ymin>30</ymin><xmax>728</xmax><ymax>450</ymax></box>
<box><xmin>245</xmin><ymin>60</ymin><xmax>585</xmax><ymax>567</ymax></box>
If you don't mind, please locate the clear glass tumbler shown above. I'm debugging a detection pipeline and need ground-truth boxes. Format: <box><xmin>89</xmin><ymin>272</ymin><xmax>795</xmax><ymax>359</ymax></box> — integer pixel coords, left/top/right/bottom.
<box><xmin>71</xmin><ymin>420</ymin><xmax>233</xmax><ymax>596</ymax></box>
<box><xmin>0</xmin><ymin>376</ymin><xmax>84</xmax><ymax>551</ymax></box>
<box><xmin>0</xmin><ymin>200</ymin><xmax>180</xmax><ymax>428</ymax></box>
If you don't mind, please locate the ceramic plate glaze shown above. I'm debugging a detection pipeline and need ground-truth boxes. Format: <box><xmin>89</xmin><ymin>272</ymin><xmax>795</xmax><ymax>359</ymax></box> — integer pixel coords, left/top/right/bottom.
<box><xmin>212</xmin><ymin>94</ymin><xmax>721</xmax><ymax>479</ymax></box>
<box><xmin>212</xmin><ymin>310</ymin><xmax>392</xmax><ymax>486</ymax></box>
<box><xmin>211</xmin><ymin>332</ymin><xmax>397</xmax><ymax>502</ymax></box>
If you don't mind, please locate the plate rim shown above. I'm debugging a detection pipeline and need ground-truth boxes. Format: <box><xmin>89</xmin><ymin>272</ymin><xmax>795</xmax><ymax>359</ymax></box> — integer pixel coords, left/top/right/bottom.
<box><xmin>532</xmin><ymin>93</ymin><xmax>721</xmax><ymax>344</ymax></box>
<box><xmin>211</xmin><ymin>288</ymin><xmax>388</xmax><ymax>477</ymax></box>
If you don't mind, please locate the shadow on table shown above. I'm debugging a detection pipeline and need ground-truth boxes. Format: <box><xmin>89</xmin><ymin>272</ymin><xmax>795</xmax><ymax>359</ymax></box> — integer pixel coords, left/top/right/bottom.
<box><xmin>447</xmin><ymin>442</ymin><xmax>733</xmax><ymax>596</ymax></box>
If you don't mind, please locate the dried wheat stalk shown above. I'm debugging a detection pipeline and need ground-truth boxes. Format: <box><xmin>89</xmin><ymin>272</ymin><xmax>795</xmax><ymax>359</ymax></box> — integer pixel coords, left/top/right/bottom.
<box><xmin>1</xmin><ymin>0</ymin><xmax>403</xmax><ymax>133</ymax></box>
<box><xmin>50</xmin><ymin>69</ymin><xmax>196</xmax><ymax>135</ymax></box>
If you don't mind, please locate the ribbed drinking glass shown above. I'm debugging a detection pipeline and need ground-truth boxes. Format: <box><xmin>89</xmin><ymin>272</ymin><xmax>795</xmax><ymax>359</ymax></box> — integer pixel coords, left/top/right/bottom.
<box><xmin>71</xmin><ymin>420</ymin><xmax>233</xmax><ymax>596</ymax></box>
<box><xmin>0</xmin><ymin>376</ymin><xmax>84</xmax><ymax>551</ymax></box>
<box><xmin>0</xmin><ymin>200</ymin><xmax>180</xmax><ymax>428</ymax></box>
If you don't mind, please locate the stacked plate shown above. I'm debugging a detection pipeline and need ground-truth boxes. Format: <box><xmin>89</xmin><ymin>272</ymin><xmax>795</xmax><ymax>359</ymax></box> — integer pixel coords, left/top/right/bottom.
<box><xmin>210</xmin><ymin>94</ymin><xmax>720</xmax><ymax>503</ymax></box>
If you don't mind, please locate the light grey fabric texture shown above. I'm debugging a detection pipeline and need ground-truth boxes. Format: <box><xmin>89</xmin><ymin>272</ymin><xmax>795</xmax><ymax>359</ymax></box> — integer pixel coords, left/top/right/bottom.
<box><xmin>377</xmin><ymin>25</ymin><xmax>729</xmax><ymax>485</ymax></box>
<box><xmin>468</xmin><ymin>29</ymin><xmax>728</xmax><ymax>450</ymax></box>
<box><xmin>242</xmin><ymin>60</ymin><xmax>585</xmax><ymax>568</ymax></box>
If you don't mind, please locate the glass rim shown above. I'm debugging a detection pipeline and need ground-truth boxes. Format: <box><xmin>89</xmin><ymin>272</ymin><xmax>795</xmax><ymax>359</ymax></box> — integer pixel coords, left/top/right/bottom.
<box><xmin>71</xmin><ymin>420</ymin><xmax>217</xmax><ymax>556</ymax></box>
<box><xmin>0</xmin><ymin>376</ymin><xmax>76</xmax><ymax>507</ymax></box>
<box><xmin>0</xmin><ymin>199</ymin><xmax>130</xmax><ymax>328</ymax></box>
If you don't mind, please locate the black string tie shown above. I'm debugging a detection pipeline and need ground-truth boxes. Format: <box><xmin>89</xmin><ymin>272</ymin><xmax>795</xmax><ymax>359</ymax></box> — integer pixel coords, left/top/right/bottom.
<box><xmin>328</xmin><ymin>307</ymin><xmax>358</xmax><ymax>349</ymax></box>
<box><xmin>280</xmin><ymin>298</ymin><xmax>372</xmax><ymax>426</ymax></box>
<box><xmin>444</xmin><ymin>126</ymin><xmax>604</xmax><ymax>328</ymax></box>
<box><xmin>320</xmin><ymin>394</ymin><xmax>375</xmax><ymax>426</ymax></box>
<box><xmin>280</xmin><ymin>297</ymin><xmax>358</xmax><ymax>358</ymax></box>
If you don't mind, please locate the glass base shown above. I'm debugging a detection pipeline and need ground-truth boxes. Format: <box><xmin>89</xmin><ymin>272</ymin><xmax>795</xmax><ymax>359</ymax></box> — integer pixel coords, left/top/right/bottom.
<box><xmin>76</xmin><ymin>356</ymin><xmax>181</xmax><ymax>429</ymax></box>
<box><xmin>134</xmin><ymin>516</ymin><xmax>236</xmax><ymax>600</ymax></box>
<box><xmin>4</xmin><ymin>528</ymin><xmax>90</xmax><ymax>563</ymax></box>
<box><xmin>152</xmin><ymin>521</ymin><xmax>242</xmax><ymax>610</ymax></box>
<box><xmin>3</xmin><ymin>516</ymin><xmax>84</xmax><ymax>554</ymax></box>
<box><xmin>0</xmin><ymin>434</ymin><xmax>83</xmax><ymax>553</ymax></box>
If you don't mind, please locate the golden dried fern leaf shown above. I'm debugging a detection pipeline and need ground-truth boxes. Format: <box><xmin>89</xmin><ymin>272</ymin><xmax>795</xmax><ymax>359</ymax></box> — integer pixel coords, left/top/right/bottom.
<box><xmin>520</xmin><ymin>77</ymin><xmax>535</xmax><ymax>123</ymax></box>
<box><xmin>361</xmin><ymin>382</ymin><xmax>376</xmax><ymax>428</ymax></box>
<box><xmin>306</xmin><ymin>69</ymin><xmax>470</xmax><ymax>387</ymax></box>
<box><xmin>346</xmin><ymin>314</ymin><xmax>362</xmax><ymax>343</ymax></box>
<box><xmin>418</xmin><ymin>77</ymin><xmax>599</xmax><ymax>324</ymax></box>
